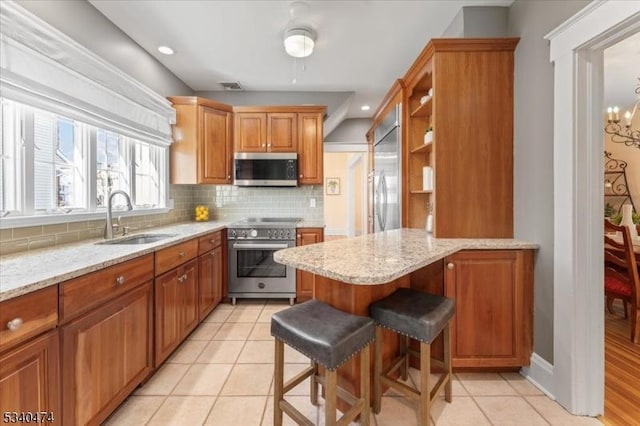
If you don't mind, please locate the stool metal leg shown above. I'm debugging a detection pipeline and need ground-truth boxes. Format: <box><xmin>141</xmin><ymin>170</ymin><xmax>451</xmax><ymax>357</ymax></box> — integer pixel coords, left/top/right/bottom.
<box><xmin>360</xmin><ymin>343</ymin><xmax>371</xmax><ymax>426</ymax></box>
<box><xmin>274</xmin><ymin>339</ymin><xmax>285</xmax><ymax>426</ymax></box>
<box><xmin>373</xmin><ymin>326</ymin><xmax>383</xmax><ymax>414</ymax></box>
<box><xmin>310</xmin><ymin>360</ymin><xmax>319</xmax><ymax>406</ymax></box>
<box><xmin>419</xmin><ymin>341</ymin><xmax>431</xmax><ymax>426</ymax></box>
<box><xmin>325</xmin><ymin>369</ymin><xmax>338</xmax><ymax>426</ymax></box>
<box><xmin>444</xmin><ymin>323</ymin><xmax>452</xmax><ymax>403</ymax></box>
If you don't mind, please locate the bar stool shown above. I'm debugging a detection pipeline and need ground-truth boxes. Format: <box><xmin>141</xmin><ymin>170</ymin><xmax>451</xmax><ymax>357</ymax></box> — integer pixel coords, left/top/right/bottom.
<box><xmin>271</xmin><ymin>300</ymin><xmax>375</xmax><ymax>426</ymax></box>
<box><xmin>369</xmin><ymin>288</ymin><xmax>455</xmax><ymax>425</ymax></box>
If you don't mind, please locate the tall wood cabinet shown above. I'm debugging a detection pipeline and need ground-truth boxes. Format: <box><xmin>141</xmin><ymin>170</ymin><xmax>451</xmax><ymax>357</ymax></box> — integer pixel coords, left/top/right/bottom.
<box><xmin>168</xmin><ymin>96</ymin><xmax>233</xmax><ymax>184</ymax></box>
<box><xmin>234</xmin><ymin>106</ymin><xmax>325</xmax><ymax>185</ymax></box>
<box><xmin>400</xmin><ymin>38</ymin><xmax>519</xmax><ymax>237</ymax></box>
<box><xmin>296</xmin><ymin>227</ymin><xmax>324</xmax><ymax>301</ymax></box>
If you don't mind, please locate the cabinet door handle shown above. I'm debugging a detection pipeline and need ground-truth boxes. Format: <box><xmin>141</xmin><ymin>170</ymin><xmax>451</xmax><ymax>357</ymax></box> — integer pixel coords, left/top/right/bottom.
<box><xmin>179</xmin><ymin>252</ymin><xmax>185</xmax><ymax>257</ymax></box>
<box><xmin>178</xmin><ymin>275</ymin><xmax>184</xmax><ymax>283</ymax></box>
<box><xmin>7</xmin><ymin>318</ymin><xmax>23</xmax><ymax>331</ymax></box>
<box><xmin>227</xmin><ymin>175</ymin><xmax>231</xmax><ymax>180</ymax></box>
<box><xmin>116</xmin><ymin>275</ymin><xmax>126</xmax><ymax>285</ymax></box>
<box><xmin>262</xmin><ymin>143</ymin><xmax>266</xmax><ymax>147</ymax></box>
<box><xmin>299</xmin><ymin>174</ymin><xmax>303</xmax><ymax>178</ymax></box>
<box><xmin>447</xmin><ymin>262</ymin><xmax>455</xmax><ymax>270</ymax></box>
<box><xmin>297</xmin><ymin>234</ymin><xmax>301</xmax><ymax>238</ymax></box>
<box><xmin>267</xmin><ymin>143</ymin><xmax>271</xmax><ymax>147</ymax></box>
<box><xmin>210</xmin><ymin>239</ymin><xmax>216</xmax><ymax>244</ymax></box>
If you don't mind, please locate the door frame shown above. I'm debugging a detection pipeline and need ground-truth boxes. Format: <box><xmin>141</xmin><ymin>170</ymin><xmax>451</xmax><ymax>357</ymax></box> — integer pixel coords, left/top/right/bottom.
<box><xmin>545</xmin><ymin>0</ymin><xmax>640</xmax><ymax>415</ymax></box>
<box><xmin>346</xmin><ymin>153</ymin><xmax>367</xmax><ymax>237</ymax></box>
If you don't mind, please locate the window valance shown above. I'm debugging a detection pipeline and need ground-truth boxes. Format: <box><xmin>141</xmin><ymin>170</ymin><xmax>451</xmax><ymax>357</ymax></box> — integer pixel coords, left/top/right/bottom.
<box><xmin>0</xmin><ymin>1</ymin><xmax>176</xmax><ymax>147</ymax></box>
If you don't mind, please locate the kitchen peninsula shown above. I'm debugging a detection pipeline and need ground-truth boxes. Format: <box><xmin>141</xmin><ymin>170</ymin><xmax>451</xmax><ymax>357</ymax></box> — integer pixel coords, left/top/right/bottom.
<box><xmin>274</xmin><ymin>229</ymin><xmax>538</xmax><ymax>396</ymax></box>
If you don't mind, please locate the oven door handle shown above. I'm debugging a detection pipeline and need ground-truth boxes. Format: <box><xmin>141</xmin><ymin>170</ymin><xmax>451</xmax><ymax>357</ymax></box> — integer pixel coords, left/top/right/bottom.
<box><xmin>232</xmin><ymin>242</ymin><xmax>290</xmax><ymax>250</ymax></box>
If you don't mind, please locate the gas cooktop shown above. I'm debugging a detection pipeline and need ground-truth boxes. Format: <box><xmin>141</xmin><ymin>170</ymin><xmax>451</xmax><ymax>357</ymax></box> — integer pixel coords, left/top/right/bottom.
<box><xmin>230</xmin><ymin>217</ymin><xmax>302</xmax><ymax>228</ymax></box>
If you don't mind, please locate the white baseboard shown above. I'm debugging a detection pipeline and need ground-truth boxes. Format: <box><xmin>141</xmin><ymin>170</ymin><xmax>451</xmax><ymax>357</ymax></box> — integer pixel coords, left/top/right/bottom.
<box><xmin>325</xmin><ymin>228</ymin><xmax>347</xmax><ymax>236</ymax></box>
<box><xmin>521</xmin><ymin>352</ymin><xmax>556</xmax><ymax>399</ymax></box>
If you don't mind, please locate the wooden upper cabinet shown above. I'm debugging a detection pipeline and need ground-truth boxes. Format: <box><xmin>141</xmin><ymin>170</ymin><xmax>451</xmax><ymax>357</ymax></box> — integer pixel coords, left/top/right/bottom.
<box><xmin>395</xmin><ymin>38</ymin><xmax>518</xmax><ymax>236</ymax></box>
<box><xmin>297</xmin><ymin>112</ymin><xmax>324</xmax><ymax>185</ymax></box>
<box><xmin>234</xmin><ymin>106</ymin><xmax>325</xmax><ymax>183</ymax></box>
<box><xmin>268</xmin><ymin>112</ymin><xmax>297</xmax><ymax>151</ymax></box>
<box><xmin>235</xmin><ymin>112</ymin><xmax>267</xmax><ymax>152</ymax></box>
<box><xmin>168</xmin><ymin>96</ymin><xmax>233</xmax><ymax>185</ymax></box>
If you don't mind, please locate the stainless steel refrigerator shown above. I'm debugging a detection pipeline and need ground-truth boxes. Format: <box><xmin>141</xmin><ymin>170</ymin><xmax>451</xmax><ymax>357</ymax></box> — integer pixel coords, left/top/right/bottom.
<box><xmin>373</xmin><ymin>104</ymin><xmax>401</xmax><ymax>232</ymax></box>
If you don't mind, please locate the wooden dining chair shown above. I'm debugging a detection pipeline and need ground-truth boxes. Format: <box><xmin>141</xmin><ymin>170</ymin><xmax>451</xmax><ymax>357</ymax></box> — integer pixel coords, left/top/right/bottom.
<box><xmin>604</xmin><ymin>220</ymin><xmax>640</xmax><ymax>344</ymax></box>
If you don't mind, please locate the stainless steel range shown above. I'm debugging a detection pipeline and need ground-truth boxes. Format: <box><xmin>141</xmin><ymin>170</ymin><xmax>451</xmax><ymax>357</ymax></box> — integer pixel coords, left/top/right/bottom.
<box><xmin>227</xmin><ymin>217</ymin><xmax>301</xmax><ymax>305</ymax></box>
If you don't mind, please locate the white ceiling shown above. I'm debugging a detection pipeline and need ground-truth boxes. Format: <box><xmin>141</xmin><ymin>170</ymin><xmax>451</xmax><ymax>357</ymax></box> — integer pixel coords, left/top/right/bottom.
<box><xmin>604</xmin><ymin>31</ymin><xmax>640</xmax><ymax>110</ymax></box>
<box><xmin>90</xmin><ymin>0</ymin><xmax>514</xmax><ymax>119</ymax></box>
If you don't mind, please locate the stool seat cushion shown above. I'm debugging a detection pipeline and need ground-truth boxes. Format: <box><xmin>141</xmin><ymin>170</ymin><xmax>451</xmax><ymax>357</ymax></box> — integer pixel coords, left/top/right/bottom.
<box><xmin>369</xmin><ymin>288</ymin><xmax>455</xmax><ymax>343</ymax></box>
<box><xmin>271</xmin><ymin>300</ymin><xmax>375</xmax><ymax>370</ymax></box>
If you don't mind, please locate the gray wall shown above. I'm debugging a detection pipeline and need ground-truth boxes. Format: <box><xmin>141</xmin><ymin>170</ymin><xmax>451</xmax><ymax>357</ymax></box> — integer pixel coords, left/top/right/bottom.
<box><xmin>16</xmin><ymin>0</ymin><xmax>192</xmax><ymax>96</ymax></box>
<box><xmin>508</xmin><ymin>0</ymin><xmax>590</xmax><ymax>363</ymax></box>
<box><xmin>443</xmin><ymin>6</ymin><xmax>508</xmax><ymax>38</ymax></box>
<box><xmin>325</xmin><ymin>118</ymin><xmax>372</xmax><ymax>143</ymax></box>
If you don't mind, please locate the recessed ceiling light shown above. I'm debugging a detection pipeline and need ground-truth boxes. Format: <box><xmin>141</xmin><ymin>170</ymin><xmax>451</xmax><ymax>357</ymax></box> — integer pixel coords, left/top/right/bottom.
<box><xmin>158</xmin><ymin>46</ymin><xmax>174</xmax><ymax>55</ymax></box>
<box><xmin>361</xmin><ymin>105</ymin><xmax>371</xmax><ymax>111</ymax></box>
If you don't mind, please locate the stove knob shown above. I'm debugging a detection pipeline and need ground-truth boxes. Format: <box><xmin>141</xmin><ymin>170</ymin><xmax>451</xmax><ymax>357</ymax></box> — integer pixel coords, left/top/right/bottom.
<box><xmin>267</xmin><ymin>230</ymin><xmax>271</xmax><ymax>238</ymax></box>
<box><xmin>230</xmin><ymin>230</ymin><xmax>236</xmax><ymax>238</ymax></box>
<box><xmin>241</xmin><ymin>230</ymin><xmax>247</xmax><ymax>238</ymax></box>
<box><xmin>279</xmin><ymin>230</ymin><xmax>284</xmax><ymax>238</ymax></box>
<box><xmin>250</xmin><ymin>229</ymin><xmax>258</xmax><ymax>238</ymax></box>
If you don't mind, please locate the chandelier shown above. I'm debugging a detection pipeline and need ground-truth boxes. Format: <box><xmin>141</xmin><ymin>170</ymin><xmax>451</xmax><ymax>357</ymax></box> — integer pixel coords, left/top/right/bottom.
<box><xmin>605</xmin><ymin>78</ymin><xmax>640</xmax><ymax>149</ymax></box>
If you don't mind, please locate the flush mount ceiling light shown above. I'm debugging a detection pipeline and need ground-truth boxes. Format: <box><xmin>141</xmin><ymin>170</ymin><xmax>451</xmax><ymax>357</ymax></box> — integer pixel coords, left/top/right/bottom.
<box><xmin>283</xmin><ymin>27</ymin><xmax>316</xmax><ymax>58</ymax></box>
<box><xmin>361</xmin><ymin>105</ymin><xmax>371</xmax><ymax>111</ymax></box>
<box><xmin>158</xmin><ymin>46</ymin><xmax>174</xmax><ymax>55</ymax></box>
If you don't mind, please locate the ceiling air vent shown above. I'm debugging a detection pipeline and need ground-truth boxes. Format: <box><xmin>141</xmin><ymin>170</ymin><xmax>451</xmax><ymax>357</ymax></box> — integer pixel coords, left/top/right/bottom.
<box><xmin>218</xmin><ymin>81</ymin><xmax>243</xmax><ymax>91</ymax></box>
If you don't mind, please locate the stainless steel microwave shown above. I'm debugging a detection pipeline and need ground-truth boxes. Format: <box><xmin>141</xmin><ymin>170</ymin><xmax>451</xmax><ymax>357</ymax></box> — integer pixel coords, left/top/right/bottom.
<box><xmin>233</xmin><ymin>152</ymin><xmax>298</xmax><ymax>187</ymax></box>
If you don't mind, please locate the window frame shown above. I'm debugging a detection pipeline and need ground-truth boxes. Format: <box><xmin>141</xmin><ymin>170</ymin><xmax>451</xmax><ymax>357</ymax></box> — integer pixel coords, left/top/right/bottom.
<box><xmin>0</xmin><ymin>99</ymin><xmax>171</xmax><ymax>230</ymax></box>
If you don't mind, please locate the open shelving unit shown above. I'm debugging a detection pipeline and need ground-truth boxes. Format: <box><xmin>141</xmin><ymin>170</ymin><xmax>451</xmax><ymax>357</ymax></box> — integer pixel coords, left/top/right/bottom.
<box><xmin>400</xmin><ymin>38</ymin><xmax>519</xmax><ymax>237</ymax></box>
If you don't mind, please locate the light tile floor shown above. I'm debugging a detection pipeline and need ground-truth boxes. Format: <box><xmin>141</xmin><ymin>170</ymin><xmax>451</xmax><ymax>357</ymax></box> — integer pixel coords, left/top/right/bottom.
<box><xmin>105</xmin><ymin>300</ymin><xmax>602</xmax><ymax>425</ymax></box>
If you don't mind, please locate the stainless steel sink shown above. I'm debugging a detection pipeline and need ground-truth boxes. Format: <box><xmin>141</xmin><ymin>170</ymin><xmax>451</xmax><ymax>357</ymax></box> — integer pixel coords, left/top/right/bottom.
<box><xmin>97</xmin><ymin>233</ymin><xmax>177</xmax><ymax>245</ymax></box>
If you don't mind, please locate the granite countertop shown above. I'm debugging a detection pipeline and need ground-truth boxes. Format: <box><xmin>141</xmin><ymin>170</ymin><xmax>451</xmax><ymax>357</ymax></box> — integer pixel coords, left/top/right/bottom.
<box><xmin>274</xmin><ymin>228</ymin><xmax>539</xmax><ymax>285</ymax></box>
<box><xmin>0</xmin><ymin>221</ymin><xmax>230</xmax><ymax>302</ymax></box>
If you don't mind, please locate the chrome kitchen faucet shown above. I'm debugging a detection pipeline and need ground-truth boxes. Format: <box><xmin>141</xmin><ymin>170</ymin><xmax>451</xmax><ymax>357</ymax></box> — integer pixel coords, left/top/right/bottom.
<box><xmin>104</xmin><ymin>190</ymin><xmax>133</xmax><ymax>239</ymax></box>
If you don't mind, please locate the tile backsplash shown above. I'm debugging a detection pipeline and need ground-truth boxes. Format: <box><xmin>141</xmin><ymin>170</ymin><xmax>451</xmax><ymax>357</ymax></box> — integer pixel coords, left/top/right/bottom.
<box><xmin>0</xmin><ymin>185</ymin><xmax>193</xmax><ymax>256</ymax></box>
<box><xmin>0</xmin><ymin>185</ymin><xmax>325</xmax><ymax>256</ymax></box>
<box><xmin>192</xmin><ymin>185</ymin><xmax>324</xmax><ymax>222</ymax></box>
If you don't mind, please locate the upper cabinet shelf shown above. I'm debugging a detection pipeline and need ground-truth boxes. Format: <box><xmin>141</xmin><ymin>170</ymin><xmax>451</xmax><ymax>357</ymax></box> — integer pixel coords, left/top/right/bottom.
<box><xmin>410</xmin><ymin>97</ymin><xmax>432</xmax><ymax>118</ymax></box>
<box><xmin>410</xmin><ymin>141</ymin><xmax>432</xmax><ymax>154</ymax></box>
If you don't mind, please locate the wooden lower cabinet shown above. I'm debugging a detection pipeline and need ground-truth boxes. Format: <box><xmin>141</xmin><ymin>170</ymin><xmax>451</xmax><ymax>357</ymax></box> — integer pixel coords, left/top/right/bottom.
<box><xmin>444</xmin><ymin>250</ymin><xmax>533</xmax><ymax>368</ymax></box>
<box><xmin>296</xmin><ymin>228</ymin><xmax>324</xmax><ymax>301</ymax></box>
<box><xmin>155</xmin><ymin>259</ymin><xmax>198</xmax><ymax>365</ymax></box>
<box><xmin>0</xmin><ymin>330</ymin><xmax>60</xmax><ymax>425</ymax></box>
<box><xmin>61</xmin><ymin>282</ymin><xmax>153</xmax><ymax>425</ymax></box>
<box><xmin>198</xmin><ymin>245</ymin><xmax>223</xmax><ymax>320</ymax></box>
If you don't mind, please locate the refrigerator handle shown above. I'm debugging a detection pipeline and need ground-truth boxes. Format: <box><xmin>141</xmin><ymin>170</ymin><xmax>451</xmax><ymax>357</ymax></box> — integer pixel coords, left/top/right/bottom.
<box><xmin>381</xmin><ymin>173</ymin><xmax>388</xmax><ymax>231</ymax></box>
<box><xmin>376</xmin><ymin>172</ymin><xmax>384</xmax><ymax>231</ymax></box>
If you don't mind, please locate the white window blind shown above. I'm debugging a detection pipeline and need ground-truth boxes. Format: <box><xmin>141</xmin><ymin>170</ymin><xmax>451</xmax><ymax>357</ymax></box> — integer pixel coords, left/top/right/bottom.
<box><xmin>33</xmin><ymin>112</ymin><xmax>55</xmax><ymax>211</ymax></box>
<box><xmin>0</xmin><ymin>1</ymin><xmax>176</xmax><ymax>147</ymax></box>
<box><xmin>0</xmin><ymin>99</ymin><xmax>20</xmax><ymax>214</ymax></box>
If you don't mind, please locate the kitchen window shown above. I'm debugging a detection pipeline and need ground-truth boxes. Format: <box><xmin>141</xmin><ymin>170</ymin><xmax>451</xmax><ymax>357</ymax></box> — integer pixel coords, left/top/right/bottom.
<box><xmin>0</xmin><ymin>98</ymin><xmax>168</xmax><ymax>224</ymax></box>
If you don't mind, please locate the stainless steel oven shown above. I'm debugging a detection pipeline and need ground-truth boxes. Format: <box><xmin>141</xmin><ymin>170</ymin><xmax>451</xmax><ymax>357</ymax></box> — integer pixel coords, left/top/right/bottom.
<box><xmin>227</xmin><ymin>218</ymin><xmax>299</xmax><ymax>304</ymax></box>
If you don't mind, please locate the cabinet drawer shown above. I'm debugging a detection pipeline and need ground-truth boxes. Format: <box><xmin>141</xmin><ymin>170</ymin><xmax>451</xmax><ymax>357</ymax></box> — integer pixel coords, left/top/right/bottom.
<box><xmin>60</xmin><ymin>254</ymin><xmax>154</xmax><ymax>322</ymax></box>
<box><xmin>198</xmin><ymin>231</ymin><xmax>222</xmax><ymax>255</ymax></box>
<box><xmin>155</xmin><ymin>239</ymin><xmax>198</xmax><ymax>275</ymax></box>
<box><xmin>0</xmin><ymin>286</ymin><xmax>58</xmax><ymax>353</ymax></box>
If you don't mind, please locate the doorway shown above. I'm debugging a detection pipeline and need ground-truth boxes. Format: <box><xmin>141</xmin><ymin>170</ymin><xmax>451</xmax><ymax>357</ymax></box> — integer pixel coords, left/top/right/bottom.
<box><xmin>323</xmin><ymin>146</ymin><xmax>368</xmax><ymax>239</ymax></box>
<box><xmin>546</xmin><ymin>1</ymin><xmax>640</xmax><ymax>416</ymax></box>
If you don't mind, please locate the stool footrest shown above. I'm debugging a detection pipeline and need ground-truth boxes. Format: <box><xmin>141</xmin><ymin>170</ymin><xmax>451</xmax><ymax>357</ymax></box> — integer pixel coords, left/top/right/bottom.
<box><xmin>283</xmin><ymin>365</ymin><xmax>315</xmax><ymax>394</ymax></box>
<box><xmin>381</xmin><ymin>375</ymin><xmax>420</xmax><ymax>400</ymax></box>
<box><xmin>315</xmin><ymin>375</ymin><xmax>359</xmax><ymax>406</ymax></box>
<box><xmin>338</xmin><ymin>399</ymin><xmax>365</xmax><ymax>426</ymax></box>
<box><xmin>430</xmin><ymin>371</ymin><xmax>451</xmax><ymax>401</ymax></box>
<box><xmin>279</xmin><ymin>400</ymin><xmax>315</xmax><ymax>426</ymax></box>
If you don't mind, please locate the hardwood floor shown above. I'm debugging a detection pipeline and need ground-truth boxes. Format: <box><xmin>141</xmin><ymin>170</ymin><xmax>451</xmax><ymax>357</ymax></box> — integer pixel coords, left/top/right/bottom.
<box><xmin>601</xmin><ymin>300</ymin><xmax>640</xmax><ymax>425</ymax></box>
